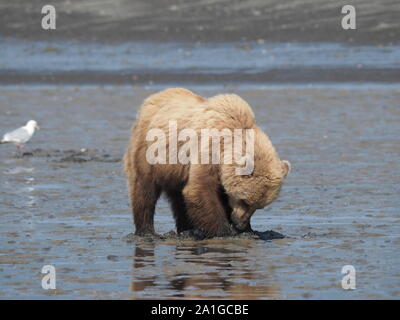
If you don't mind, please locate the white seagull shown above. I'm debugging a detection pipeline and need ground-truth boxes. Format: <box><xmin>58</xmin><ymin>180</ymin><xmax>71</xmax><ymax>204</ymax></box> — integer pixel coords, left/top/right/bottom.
<box><xmin>1</xmin><ymin>120</ymin><xmax>40</xmax><ymax>151</ymax></box>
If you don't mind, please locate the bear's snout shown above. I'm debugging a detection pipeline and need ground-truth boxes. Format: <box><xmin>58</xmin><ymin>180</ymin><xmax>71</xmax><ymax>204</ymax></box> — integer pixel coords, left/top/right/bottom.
<box><xmin>231</xmin><ymin>207</ymin><xmax>254</xmax><ymax>231</ymax></box>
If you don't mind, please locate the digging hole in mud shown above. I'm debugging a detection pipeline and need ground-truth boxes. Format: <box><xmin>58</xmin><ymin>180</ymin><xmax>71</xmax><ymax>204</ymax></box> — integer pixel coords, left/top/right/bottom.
<box><xmin>124</xmin><ymin>229</ymin><xmax>286</xmax><ymax>242</ymax></box>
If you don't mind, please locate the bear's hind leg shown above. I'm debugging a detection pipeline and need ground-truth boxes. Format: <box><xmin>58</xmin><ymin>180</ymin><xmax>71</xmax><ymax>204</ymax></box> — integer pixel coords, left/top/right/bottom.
<box><xmin>132</xmin><ymin>178</ymin><xmax>161</xmax><ymax>235</ymax></box>
<box><xmin>166</xmin><ymin>190</ymin><xmax>193</xmax><ymax>233</ymax></box>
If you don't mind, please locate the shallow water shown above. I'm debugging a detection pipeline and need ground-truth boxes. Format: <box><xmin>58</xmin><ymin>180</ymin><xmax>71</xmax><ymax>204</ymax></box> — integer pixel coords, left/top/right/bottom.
<box><xmin>1</xmin><ymin>39</ymin><xmax>400</xmax><ymax>84</ymax></box>
<box><xmin>2</xmin><ymin>38</ymin><xmax>400</xmax><ymax>72</ymax></box>
<box><xmin>0</xmin><ymin>85</ymin><xmax>399</xmax><ymax>299</ymax></box>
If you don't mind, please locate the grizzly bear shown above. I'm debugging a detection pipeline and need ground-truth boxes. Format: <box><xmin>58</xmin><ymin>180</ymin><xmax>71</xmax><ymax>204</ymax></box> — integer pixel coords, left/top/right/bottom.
<box><xmin>124</xmin><ymin>88</ymin><xmax>290</xmax><ymax>238</ymax></box>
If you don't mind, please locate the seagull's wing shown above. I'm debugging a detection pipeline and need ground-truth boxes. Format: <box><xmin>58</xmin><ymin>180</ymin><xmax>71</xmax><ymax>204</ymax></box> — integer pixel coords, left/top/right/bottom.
<box><xmin>2</xmin><ymin>127</ymin><xmax>31</xmax><ymax>144</ymax></box>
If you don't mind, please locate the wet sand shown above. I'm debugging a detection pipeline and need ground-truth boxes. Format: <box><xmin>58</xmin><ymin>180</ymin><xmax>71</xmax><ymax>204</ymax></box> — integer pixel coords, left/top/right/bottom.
<box><xmin>2</xmin><ymin>68</ymin><xmax>400</xmax><ymax>85</ymax></box>
<box><xmin>0</xmin><ymin>85</ymin><xmax>399</xmax><ymax>299</ymax></box>
<box><xmin>1</xmin><ymin>0</ymin><xmax>399</xmax><ymax>45</ymax></box>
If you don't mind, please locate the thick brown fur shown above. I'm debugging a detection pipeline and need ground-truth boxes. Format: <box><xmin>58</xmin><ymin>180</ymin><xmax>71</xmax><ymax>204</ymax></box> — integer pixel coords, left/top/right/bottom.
<box><xmin>124</xmin><ymin>88</ymin><xmax>290</xmax><ymax>237</ymax></box>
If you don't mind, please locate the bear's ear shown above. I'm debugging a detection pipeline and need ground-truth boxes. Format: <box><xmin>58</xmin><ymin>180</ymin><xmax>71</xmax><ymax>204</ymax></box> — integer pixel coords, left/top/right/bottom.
<box><xmin>281</xmin><ymin>160</ymin><xmax>291</xmax><ymax>177</ymax></box>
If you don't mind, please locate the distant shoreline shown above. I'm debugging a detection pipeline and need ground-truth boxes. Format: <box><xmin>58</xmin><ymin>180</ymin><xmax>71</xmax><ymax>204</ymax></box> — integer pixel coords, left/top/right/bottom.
<box><xmin>1</xmin><ymin>0</ymin><xmax>399</xmax><ymax>45</ymax></box>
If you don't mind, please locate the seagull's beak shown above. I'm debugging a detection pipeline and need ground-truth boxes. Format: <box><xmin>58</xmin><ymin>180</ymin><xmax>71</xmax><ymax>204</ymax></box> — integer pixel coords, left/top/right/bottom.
<box><xmin>36</xmin><ymin>125</ymin><xmax>41</xmax><ymax>130</ymax></box>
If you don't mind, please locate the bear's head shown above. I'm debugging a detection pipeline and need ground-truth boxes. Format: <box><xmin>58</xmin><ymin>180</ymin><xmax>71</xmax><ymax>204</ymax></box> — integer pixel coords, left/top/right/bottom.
<box><xmin>220</xmin><ymin>127</ymin><xmax>290</xmax><ymax>231</ymax></box>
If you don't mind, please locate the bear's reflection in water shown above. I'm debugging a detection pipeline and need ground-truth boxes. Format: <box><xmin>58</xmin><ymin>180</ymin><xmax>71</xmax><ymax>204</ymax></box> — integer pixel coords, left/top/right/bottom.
<box><xmin>130</xmin><ymin>241</ymin><xmax>281</xmax><ymax>299</ymax></box>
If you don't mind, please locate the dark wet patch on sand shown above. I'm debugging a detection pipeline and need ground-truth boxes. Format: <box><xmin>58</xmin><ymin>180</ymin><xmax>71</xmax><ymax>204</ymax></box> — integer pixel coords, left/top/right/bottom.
<box><xmin>13</xmin><ymin>148</ymin><xmax>121</xmax><ymax>163</ymax></box>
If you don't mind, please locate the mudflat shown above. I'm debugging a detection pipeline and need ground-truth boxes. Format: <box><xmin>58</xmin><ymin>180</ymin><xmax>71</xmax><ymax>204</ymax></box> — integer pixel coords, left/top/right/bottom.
<box><xmin>0</xmin><ymin>85</ymin><xmax>399</xmax><ymax>299</ymax></box>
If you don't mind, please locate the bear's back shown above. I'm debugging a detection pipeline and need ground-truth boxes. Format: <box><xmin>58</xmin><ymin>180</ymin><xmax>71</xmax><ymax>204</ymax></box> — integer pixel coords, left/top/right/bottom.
<box><xmin>141</xmin><ymin>90</ymin><xmax>256</xmax><ymax>133</ymax></box>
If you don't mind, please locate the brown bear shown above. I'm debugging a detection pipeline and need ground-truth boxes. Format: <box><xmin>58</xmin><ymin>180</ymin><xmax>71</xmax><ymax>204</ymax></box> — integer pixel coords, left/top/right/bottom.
<box><xmin>124</xmin><ymin>88</ymin><xmax>290</xmax><ymax>238</ymax></box>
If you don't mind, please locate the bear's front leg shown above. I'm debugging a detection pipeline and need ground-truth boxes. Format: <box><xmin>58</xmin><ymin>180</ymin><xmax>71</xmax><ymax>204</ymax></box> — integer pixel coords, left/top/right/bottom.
<box><xmin>182</xmin><ymin>165</ymin><xmax>236</xmax><ymax>238</ymax></box>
